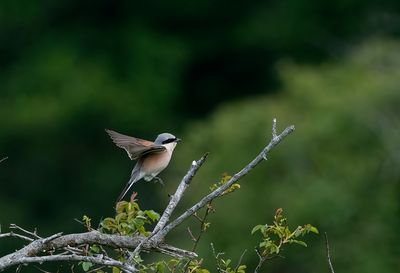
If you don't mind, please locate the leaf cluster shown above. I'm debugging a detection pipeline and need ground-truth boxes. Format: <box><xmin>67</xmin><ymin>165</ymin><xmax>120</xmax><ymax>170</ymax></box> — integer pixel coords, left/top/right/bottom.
<box><xmin>99</xmin><ymin>200</ymin><xmax>160</xmax><ymax>236</ymax></box>
<box><xmin>77</xmin><ymin>194</ymin><xmax>317</xmax><ymax>273</ymax></box>
<box><xmin>209</xmin><ymin>173</ymin><xmax>240</xmax><ymax>196</ymax></box>
<box><xmin>252</xmin><ymin>208</ymin><xmax>318</xmax><ymax>258</ymax></box>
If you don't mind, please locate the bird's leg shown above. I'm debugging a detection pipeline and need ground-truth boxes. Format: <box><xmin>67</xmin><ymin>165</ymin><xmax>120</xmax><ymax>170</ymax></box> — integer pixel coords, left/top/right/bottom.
<box><xmin>153</xmin><ymin>177</ymin><xmax>164</xmax><ymax>186</ymax></box>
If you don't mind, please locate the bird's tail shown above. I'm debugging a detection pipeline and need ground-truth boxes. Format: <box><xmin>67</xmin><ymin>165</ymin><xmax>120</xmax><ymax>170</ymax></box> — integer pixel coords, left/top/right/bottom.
<box><xmin>116</xmin><ymin>167</ymin><xmax>141</xmax><ymax>203</ymax></box>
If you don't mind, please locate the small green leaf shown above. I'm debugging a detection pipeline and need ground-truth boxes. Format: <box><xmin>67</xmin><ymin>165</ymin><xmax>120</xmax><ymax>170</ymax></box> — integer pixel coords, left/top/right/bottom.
<box><xmin>144</xmin><ymin>210</ymin><xmax>160</xmax><ymax>222</ymax></box>
<box><xmin>294</xmin><ymin>226</ymin><xmax>302</xmax><ymax>237</ymax></box>
<box><xmin>82</xmin><ymin>262</ymin><xmax>93</xmax><ymax>271</ymax></box>
<box><xmin>251</xmin><ymin>225</ymin><xmax>263</xmax><ymax>234</ymax></box>
<box><xmin>309</xmin><ymin>226</ymin><xmax>319</xmax><ymax>234</ymax></box>
<box><xmin>237</xmin><ymin>265</ymin><xmax>247</xmax><ymax>273</ymax></box>
<box><xmin>290</xmin><ymin>239</ymin><xmax>308</xmax><ymax>247</ymax></box>
<box><xmin>156</xmin><ymin>262</ymin><xmax>166</xmax><ymax>273</ymax></box>
<box><xmin>90</xmin><ymin>245</ymin><xmax>100</xmax><ymax>253</ymax></box>
<box><xmin>112</xmin><ymin>266</ymin><xmax>121</xmax><ymax>273</ymax></box>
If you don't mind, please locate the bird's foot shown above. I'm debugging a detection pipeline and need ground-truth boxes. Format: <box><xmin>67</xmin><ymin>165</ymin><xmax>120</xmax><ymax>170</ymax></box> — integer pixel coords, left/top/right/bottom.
<box><xmin>153</xmin><ymin>177</ymin><xmax>164</xmax><ymax>186</ymax></box>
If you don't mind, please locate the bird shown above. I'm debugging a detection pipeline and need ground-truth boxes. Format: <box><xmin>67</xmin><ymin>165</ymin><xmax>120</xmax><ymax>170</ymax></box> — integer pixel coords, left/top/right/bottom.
<box><xmin>105</xmin><ymin>129</ymin><xmax>181</xmax><ymax>202</ymax></box>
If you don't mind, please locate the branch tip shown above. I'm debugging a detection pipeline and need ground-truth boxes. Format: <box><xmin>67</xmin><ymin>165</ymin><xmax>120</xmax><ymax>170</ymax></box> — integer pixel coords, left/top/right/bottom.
<box><xmin>0</xmin><ymin>157</ymin><xmax>8</xmax><ymax>164</ymax></box>
<box><xmin>272</xmin><ymin>118</ymin><xmax>278</xmax><ymax>139</ymax></box>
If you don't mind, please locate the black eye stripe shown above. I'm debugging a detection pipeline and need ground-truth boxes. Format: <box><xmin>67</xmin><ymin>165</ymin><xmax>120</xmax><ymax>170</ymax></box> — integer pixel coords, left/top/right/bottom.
<box><xmin>162</xmin><ymin>138</ymin><xmax>176</xmax><ymax>144</ymax></box>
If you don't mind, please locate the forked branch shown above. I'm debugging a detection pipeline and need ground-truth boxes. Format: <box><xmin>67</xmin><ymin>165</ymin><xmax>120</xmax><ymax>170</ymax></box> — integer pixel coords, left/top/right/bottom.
<box><xmin>152</xmin><ymin>119</ymin><xmax>295</xmax><ymax>241</ymax></box>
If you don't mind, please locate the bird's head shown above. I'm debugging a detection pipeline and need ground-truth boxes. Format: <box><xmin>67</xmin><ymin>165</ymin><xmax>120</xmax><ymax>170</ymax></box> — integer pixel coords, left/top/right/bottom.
<box><xmin>154</xmin><ymin>133</ymin><xmax>181</xmax><ymax>148</ymax></box>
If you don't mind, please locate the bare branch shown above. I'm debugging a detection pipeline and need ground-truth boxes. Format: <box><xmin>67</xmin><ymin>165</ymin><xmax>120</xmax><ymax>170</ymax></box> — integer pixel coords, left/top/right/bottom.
<box><xmin>0</xmin><ymin>232</ymin><xmax>34</xmax><ymax>242</ymax></box>
<box><xmin>156</xmin><ymin>120</ymin><xmax>295</xmax><ymax>239</ymax></box>
<box><xmin>0</xmin><ymin>157</ymin><xmax>7</xmax><ymax>164</ymax></box>
<box><xmin>324</xmin><ymin>232</ymin><xmax>335</xmax><ymax>273</ymax></box>
<box><xmin>11</xmin><ymin>254</ymin><xmax>137</xmax><ymax>273</ymax></box>
<box><xmin>128</xmin><ymin>153</ymin><xmax>208</xmax><ymax>261</ymax></box>
<box><xmin>10</xmin><ymin>224</ymin><xmax>41</xmax><ymax>239</ymax></box>
<box><xmin>0</xmin><ymin>230</ymin><xmax>196</xmax><ymax>272</ymax></box>
<box><xmin>152</xmin><ymin>153</ymin><xmax>209</xmax><ymax>236</ymax></box>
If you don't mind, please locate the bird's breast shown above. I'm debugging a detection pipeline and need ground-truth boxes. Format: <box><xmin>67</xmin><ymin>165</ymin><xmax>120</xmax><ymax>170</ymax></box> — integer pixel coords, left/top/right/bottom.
<box><xmin>141</xmin><ymin>150</ymin><xmax>172</xmax><ymax>174</ymax></box>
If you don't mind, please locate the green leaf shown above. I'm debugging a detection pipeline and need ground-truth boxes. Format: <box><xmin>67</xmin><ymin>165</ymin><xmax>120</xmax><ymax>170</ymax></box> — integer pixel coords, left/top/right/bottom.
<box><xmin>156</xmin><ymin>262</ymin><xmax>166</xmax><ymax>273</ymax></box>
<box><xmin>112</xmin><ymin>267</ymin><xmax>121</xmax><ymax>273</ymax></box>
<box><xmin>82</xmin><ymin>262</ymin><xmax>93</xmax><ymax>271</ymax></box>
<box><xmin>309</xmin><ymin>226</ymin><xmax>319</xmax><ymax>234</ymax></box>
<box><xmin>237</xmin><ymin>265</ymin><xmax>247</xmax><ymax>273</ymax></box>
<box><xmin>90</xmin><ymin>245</ymin><xmax>100</xmax><ymax>253</ymax></box>
<box><xmin>290</xmin><ymin>239</ymin><xmax>308</xmax><ymax>247</ymax></box>
<box><xmin>293</xmin><ymin>226</ymin><xmax>302</xmax><ymax>237</ymax></box>
<box><xmin>251</xmin><ymin>225</ymin><xmax>263</xmax><ymax>234</ymax></box>
<box><xmin>144</xmin><ymin>210</ymin><xmax>160</xmax><ymax>222</ymax></box>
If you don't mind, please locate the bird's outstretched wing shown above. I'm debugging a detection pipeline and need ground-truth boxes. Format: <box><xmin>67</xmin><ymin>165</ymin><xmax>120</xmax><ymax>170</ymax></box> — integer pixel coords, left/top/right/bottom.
<box><xmin>105</xmin><ymin>129</ymin><xmax>166</xmax><ymax>160</ymax></box>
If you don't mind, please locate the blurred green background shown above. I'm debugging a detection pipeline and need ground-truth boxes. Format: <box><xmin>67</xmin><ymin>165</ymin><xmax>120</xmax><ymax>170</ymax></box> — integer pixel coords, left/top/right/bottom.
<box><xmin>1</xmin><ymin>0</ymin><xmax>400</xmax><ymax>272</ymax></box>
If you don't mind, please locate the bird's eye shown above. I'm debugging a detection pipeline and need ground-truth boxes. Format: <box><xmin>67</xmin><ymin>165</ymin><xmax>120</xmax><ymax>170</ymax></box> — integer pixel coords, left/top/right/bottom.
<box><xmin>162</xmin><ymin>138</ymin><xmax>176</xmax><ymax>144</ymax></box>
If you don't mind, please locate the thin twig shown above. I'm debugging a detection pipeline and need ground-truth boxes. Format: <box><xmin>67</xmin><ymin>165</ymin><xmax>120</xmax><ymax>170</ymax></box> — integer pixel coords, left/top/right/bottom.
<box><xmin>192</xmin><ymin>213</ymin><xmax>204</xmax><ymax>223</ymax></box>
<box><xmin>324</xmin><ymin>232</ymin><xmax>335</xmax><ymax>273</ymax></box>
<box><xmin>10</xmin><ymin>224</ymin><xmax>42</xmax><ymax>239</ymax></box>
<box><xmin>86</xmin><ymin>266</ymin><xmax>106</xmax><ymax>273</ymax></box>
<box><xmin>65</xmin><ymin>246</ymin><xmax>85</xmax><ymax>255</ymax></box>
<box><xmin>43</xmin><ymin>232</ymin><xmax>63</xmax><ymax>243</ymax></box>
<box><xmin>0</xmin><ymin>232</ymin><xmax>34</xmax><ymax>242</ymax></box>
<box><xmin>211</xmin><ymin>243</ymin><xmax>224</xmax><ymax>273</ymax></box>
<box><xmin>157</xmin><ymin>120</ymin><xmax>295</xmax><ymax>239</ymax></box>
<box><xmin>187</xmin><ymin>227</ymin><xmax>196</xmax><ymax>242</ymax></box>
<box><xmin>234</xmin><ymin>249</ymin><xmax>247</xmax><ymax>272</ymax></box>
<box><xmin>0</xmin><ymin>157</ymin><xmax>8</xmax><ymax>164</ymax></box>
<box><xmin>191</xmin><ymin>202</ymin><xmax>213</xmax><ymax>252</ymax></box>
<box><xmin>34</xmin><ymin>265</ymin><xmax>51</xmax><ymax>273</ymax></box>
<box><xmin>254</xmin><ymin>249</ymin><xmax>267</xmax><ymax>273</ymax></box>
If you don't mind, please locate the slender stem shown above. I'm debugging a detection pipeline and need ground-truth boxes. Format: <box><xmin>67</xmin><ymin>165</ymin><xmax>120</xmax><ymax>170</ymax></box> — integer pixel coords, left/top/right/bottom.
<box><xmin>234</xmin><ymin>249</ymin><xmax>247</xmax><ymax>272</ymax></box>
<box><xmin>254</xmin><ymin>249</ymin><xmax>267</xmax><ymax>273</ymax></box>
<box><xmin>324</xmin><ymin>232</ymin><xmax>336</xmax><ymax>273</ymax></box>
<box><xmin>191</xmin><ymin>202</ymin><xmax>213</xmax><ymax>252</ymax></box>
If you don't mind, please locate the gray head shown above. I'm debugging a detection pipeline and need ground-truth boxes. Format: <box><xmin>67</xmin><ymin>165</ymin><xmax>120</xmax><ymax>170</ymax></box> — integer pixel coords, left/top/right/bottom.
<box><xmin>154</xmin><ymin>133</ymin><xmax>181</xmax><ymax>145</ymax></box>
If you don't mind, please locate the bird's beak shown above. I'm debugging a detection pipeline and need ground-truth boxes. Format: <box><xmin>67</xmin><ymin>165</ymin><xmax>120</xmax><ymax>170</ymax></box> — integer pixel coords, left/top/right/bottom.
<box><xmin>175</xmin><ymin>138</ymin><xmax>181</xmax><ymax>142</ymax></box>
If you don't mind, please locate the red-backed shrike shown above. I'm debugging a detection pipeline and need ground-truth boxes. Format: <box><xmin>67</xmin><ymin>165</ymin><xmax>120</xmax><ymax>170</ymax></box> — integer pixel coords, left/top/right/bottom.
<box><xmin>106</xmin><ymin>129</ymin><xmax>181</xmax><ymax>202</ymax></box>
